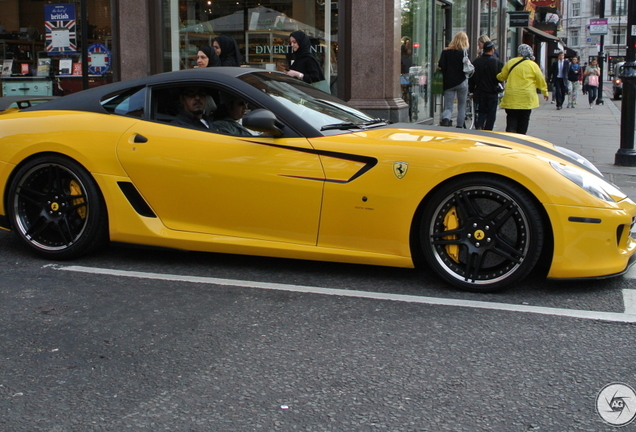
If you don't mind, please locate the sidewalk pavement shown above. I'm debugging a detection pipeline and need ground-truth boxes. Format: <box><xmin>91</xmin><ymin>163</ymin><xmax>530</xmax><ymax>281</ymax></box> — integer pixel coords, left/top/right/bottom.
<box><xmin>488</xmin><ymin>85</ymin><xmax>636</xmax><ymax>200</ymax></box>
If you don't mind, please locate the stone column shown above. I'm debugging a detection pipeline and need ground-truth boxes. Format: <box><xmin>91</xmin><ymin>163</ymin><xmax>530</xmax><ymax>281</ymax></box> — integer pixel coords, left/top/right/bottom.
<box><xmin>117</xmin><ymin>1</ymin><xmax>151</xmax><ymax>80</ymax></box>
<box><xmin>344</xmin><ymin>0</ymin><xmax>408</xmax><ymax>123</ymax></box>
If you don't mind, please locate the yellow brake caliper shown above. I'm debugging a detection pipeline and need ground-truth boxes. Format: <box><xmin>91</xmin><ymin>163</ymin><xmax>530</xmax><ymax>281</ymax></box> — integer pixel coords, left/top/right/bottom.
<box><xmin>69</xmin><ymin>180</ymin><xmax>86</xmax><ymax>219</ymax></box>
<box><xmin>443</xmin><ymin>206</ymin><xmax>459</xmax><ymax>262</ymax></box>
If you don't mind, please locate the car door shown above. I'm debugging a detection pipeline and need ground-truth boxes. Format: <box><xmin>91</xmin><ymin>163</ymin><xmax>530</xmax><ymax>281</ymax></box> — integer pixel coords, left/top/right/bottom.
<box><xmin>116</xmin><ymin>120</ymin><xmax>325</xmax><ymax>246</ymax></box>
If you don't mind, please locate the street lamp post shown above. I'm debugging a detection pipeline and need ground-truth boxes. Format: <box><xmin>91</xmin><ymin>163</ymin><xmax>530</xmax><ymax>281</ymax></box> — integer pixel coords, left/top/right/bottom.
<box><xmin>597</xmin><ymin>0</ymin><xmax>606</xmax><ymax>105</ymax></box>
<box><xmin>615</xmin><ymin>0</ymin><xmax>636</xmax><ymax>165</ymax></box>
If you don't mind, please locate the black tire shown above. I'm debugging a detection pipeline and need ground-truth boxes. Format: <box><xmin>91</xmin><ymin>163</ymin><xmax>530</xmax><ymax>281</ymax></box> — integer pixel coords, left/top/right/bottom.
<box><xmin>7</xmin><ymin>155</ymin><xmax>108</xmax><ymax>259</ymax></box>
<box><xmin>420</xmin><ymin>175</ymin><xmax>544</xmax><ymax>292</ymax></box>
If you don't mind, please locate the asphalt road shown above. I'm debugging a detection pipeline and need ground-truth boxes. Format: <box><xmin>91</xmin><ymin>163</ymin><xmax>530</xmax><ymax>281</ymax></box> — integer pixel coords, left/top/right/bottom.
<box><xmin>1</xmin><ymin>230</ymin><xmax>636</xmax><ymax>431</ymax></box>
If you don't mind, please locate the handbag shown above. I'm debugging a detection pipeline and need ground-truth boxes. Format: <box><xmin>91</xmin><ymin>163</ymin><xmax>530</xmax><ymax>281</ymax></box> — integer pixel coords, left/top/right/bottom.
<box><xmin>587</xmin><ymin>74</ymin><xmax>599</xmax><ymax>87</ymax></box>
<box><xmin>432</xmin><ymin>70</ymin><xmax>443</xmax><ymax>94</ymax></box>
<box><xmin>463</xmin><ymin>49</ymin><xmax>475</xmax><ymax>77</ymax></box>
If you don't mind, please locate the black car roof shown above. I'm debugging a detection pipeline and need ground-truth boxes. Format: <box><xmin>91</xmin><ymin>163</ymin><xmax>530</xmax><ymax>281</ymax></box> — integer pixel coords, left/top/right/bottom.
<box><xmin>26</xmin><ymin>67</ymin><xmax>274</xmax><ymax>114</ymax></box>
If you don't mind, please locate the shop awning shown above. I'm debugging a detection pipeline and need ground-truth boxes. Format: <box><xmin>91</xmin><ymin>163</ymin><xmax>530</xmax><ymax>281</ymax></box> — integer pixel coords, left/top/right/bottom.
<box><xmin>524</xmin><ymin>26</ymin><xmax>560</xmax><ymax>42</ymax></box>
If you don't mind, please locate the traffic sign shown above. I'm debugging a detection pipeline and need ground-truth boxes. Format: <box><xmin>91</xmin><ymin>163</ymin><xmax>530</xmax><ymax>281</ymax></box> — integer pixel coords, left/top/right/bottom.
<box><xmin>590</xmin><ymin>19</ymin><xmax>608</xmax><ymax>35</ymax></box>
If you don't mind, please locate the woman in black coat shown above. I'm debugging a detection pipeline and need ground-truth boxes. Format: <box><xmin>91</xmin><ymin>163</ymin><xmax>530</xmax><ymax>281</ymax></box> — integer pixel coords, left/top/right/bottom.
<box><xmin>285</xmin><ymin>30</ymin><xmax>325</xmax><ymax>84</ymax></box>
<box><xmin>213</xmin><ymin>35</ymin><xmax>242</xmax><ymax>67</ymax></box>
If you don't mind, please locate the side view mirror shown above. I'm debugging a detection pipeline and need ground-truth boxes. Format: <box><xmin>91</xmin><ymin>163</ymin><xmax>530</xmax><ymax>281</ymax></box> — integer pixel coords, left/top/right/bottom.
<box><xmin>242</xmin><ymin>109</ymin><xmax>284</xmax><ymax>138</ymax></box>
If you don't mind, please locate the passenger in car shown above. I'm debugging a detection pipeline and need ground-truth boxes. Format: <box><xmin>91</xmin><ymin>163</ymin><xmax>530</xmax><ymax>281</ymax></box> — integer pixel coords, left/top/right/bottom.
<box><xmin>172</xmin><ymin>87</ymin><xmax>219</xmax><ymax>131</ymax></box>
<box><xmin>213</xmin><ymin>96</ymin><xmax>255</xmax><ymax>137</ymax></box>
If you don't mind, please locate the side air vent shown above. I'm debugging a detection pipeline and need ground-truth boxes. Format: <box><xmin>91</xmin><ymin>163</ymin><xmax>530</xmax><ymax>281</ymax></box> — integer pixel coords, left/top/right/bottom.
<box><xmin>117</xmin><ymin>182</ymin><xmax>157</xmax><ymax>218</ymax></box>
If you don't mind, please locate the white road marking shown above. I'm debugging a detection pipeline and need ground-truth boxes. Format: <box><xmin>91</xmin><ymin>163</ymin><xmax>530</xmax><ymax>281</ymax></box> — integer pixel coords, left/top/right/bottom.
<box><xmin>620</xmin><ymin>267</ymin><xmax>636</xmax><ymax>315</ymax></box>
<box><xmin>51</xmin><ymin>265</ymin><xmax>636</xmax><ymax>324</ymax></box>
<box><xmin>625</xmin><ymin>265</ymin><xmax>636</xmax><ymax>280</ymax></box>
<box><xmin>623</xmin><ymin>290</ymin><xmax>636</xmax><ymax>315</ymax></box>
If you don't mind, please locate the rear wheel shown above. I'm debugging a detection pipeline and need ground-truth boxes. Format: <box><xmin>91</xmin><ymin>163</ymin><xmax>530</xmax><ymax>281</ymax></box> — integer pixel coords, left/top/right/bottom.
<box><xmin>464</xmin><ymin>98</ymin><xmax>474</xmax><ymax>130</ymax></box>
<box><xmin>420</xmin><ymin>175</ymin><xmax>544</xmax><ymax>292</ymax></box>
<box><xmin>7</xmin><ymin>155</ymin><xmax>108</xmax><ymax>259</ymax></box>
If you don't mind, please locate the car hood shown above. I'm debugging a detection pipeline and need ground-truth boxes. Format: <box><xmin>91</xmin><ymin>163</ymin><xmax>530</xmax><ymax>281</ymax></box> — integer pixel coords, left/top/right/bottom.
<box><xmin>358</xmin><ymin>123</ymin><xmax>599</xmax><ymax>177</ymax></box>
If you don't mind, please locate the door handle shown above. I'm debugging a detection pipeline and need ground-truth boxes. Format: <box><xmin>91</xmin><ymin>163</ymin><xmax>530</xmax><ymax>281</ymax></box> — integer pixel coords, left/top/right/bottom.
<box><xmin>134</xmin><ymin>134</ymin><xmax>148</xmax><ymax>143</ymax></box>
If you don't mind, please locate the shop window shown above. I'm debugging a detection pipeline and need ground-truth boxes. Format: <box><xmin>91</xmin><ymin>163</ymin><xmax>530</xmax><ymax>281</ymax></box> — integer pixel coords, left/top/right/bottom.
<box><xmin>160</xmin><ymin>0</ymin><xmax>338</xmax><ymax>96</ymax></box>
<box><xmin>0</xmin><ymin>0</ymin><xmax>113</xmax><ymax>96</ymax></box>
<box><xmin>400</xmin><ymin>0</ymin><xmax>433</xmax><ymax>122</ymax></box>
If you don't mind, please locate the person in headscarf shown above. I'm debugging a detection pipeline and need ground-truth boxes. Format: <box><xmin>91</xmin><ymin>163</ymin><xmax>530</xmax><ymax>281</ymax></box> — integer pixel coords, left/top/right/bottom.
<box><xmin>496</xmin><ymin>44</ymin><xmax>549</xmax><ymax>134</ymax></box>
<box><xmin>213</xmin><ymin>35</ymin><xmax>242</xmax><ymax>66</ymax></box>
<box><xmin>284</xmin><ymin>30</ymin><xmax>325</xmax><ymax>84</ymax></box>
<box><xmin>196</xmin><ymin>46</ymin><xmax>220</xmax><ymax>68</ymax></box>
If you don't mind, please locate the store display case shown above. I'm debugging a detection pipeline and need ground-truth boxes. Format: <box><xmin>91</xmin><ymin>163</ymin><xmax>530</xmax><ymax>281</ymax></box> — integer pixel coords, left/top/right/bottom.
<box><xmin>245</xmin><ymin>31</ymin><xmax>289</xmax><ymax>70</ymax></box>
<box><xmin>1</xmin><ymin>39</ymin><xmax>49</xmax><ymax>96</ymax></box>
<box><xmin>2</xmin><ymin>76</ymin><xmax>52</xmax><ymax>96</ymax></box>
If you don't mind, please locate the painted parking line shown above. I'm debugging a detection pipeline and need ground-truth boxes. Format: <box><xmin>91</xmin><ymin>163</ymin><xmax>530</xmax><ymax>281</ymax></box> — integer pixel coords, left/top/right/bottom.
<box><xmin>49</xmin><ymin>265</ymin><xmax>636</xmax><ymax>324</ymax></box>
<box><xmin>621</xmin><ymin>266</ymin><xmax>636</xmax><ymax>315</ymax></box>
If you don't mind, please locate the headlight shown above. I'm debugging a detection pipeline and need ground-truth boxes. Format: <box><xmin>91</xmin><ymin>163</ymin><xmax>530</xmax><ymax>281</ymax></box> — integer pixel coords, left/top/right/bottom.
<box><xmin>550</xmin><ymin>161</ymin><xmax>626</xmax><ymax>202</ymax></box>
<box><xmin>554</xmin><ymin>145</ymin><xmax>602</xmax><ymax>175</ymax></box>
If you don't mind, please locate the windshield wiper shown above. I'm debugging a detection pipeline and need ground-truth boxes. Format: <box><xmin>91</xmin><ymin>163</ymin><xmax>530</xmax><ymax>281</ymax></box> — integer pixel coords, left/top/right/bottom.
<box><xmin>362</xmin><ymin>118</ymin><xmax>389</xmax><ymax>126</ymax></box>
<box><xmin>320</xmin><ymin>122</ymin><xmax>364</xmax><ymax>131</ymax></box>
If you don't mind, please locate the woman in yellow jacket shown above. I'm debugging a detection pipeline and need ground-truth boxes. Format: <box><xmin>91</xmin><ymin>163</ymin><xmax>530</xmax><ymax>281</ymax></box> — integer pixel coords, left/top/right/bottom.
<box><xmin>496</xmin><ymin>44</ymin><xmax>549</xmax><ymax>134</ymax></box>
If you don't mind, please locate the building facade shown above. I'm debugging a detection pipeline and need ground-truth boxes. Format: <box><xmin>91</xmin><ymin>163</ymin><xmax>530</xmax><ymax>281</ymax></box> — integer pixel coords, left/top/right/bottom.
<box><xmin>561</xmin><ymin>0</ymin><xmax>627</xmax><ymax>78</ymax></box>
<box><xmin>1</xmin><ymin>0</ymin><xmax>533</xmax><ymax>124</ymax></box>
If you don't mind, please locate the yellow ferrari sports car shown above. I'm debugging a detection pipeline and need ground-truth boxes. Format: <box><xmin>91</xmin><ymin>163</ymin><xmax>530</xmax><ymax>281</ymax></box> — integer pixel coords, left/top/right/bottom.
<box><xmin>0</xmin><ymin>68</ymin><xmax>634</xmax><ymax>292</ymax></box>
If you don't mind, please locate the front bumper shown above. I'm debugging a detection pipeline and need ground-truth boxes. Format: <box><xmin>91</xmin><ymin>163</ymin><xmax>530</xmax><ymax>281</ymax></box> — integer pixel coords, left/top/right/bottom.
<box><xmin>545</xmin><ymin>201</ymin><xmax>636</xmax><ymax>279</ymax></box>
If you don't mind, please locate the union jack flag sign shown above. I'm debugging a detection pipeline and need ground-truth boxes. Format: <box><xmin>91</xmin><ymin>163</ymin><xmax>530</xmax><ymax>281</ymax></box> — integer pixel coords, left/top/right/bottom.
<box><xmin>45</xmin><ymin>20</ymin><xmax>77</xmax><ymax>54</ymax></box>
<box><xmin>88</xmin><ymin>43</ymin><xmax>111</xmax><ymax>75</ymax></box>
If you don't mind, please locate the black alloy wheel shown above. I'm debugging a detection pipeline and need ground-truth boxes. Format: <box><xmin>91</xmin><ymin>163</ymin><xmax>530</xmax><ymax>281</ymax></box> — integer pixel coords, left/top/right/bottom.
<box><xmin>7</xmin><ymin>155</ymin><xmax>108</xmax><ymax>259</ymax></box>
<box><xmin>420</xmin><ymin>175</ymin><xmax>544</xmax><ymax>292</ymax></box>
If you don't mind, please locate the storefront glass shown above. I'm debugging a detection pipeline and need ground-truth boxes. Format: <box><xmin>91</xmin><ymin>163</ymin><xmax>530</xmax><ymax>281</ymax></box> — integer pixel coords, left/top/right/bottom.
<box><xmin>480</xmin><ymin>0</ymin><xmax>500</xmax><ymax>47</ymax></box>
<box><xmin>160</xmin><ymin>0</ymin><xmax>338</xmax><ymax>95</ymax></box>
<box><xmin>0</xmin><ymin>0</ymin><xmax>113</xmax><ymax>96</ymax></box>
<box><xmin>400</xmin><ymin>0</ymin><xmax>433</xmax><ymax>122</ymax></box>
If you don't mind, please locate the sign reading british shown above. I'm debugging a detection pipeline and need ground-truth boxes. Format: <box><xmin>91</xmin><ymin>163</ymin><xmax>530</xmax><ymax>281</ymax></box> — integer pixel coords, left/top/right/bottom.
<box><xmin>44</xmin><ymin>4</ymin><xmax>77</xmax><ymax>55</ymax></box>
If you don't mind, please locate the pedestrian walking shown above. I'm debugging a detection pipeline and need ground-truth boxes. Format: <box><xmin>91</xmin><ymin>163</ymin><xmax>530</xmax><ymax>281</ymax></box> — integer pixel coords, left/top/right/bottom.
<box><xmin>548</xmin><ymin>51</ymin><xmax>570</xmax><ymax>110</ymax></box>
<box><xmin>584</xmin><ymin>58</ymin><xmax>601</xmax><ymax>109</ymax></box>
<box><xmin>496</xmin><ymin>44</ymin><xmax>549</xmax><ymax>135</ymax></box>
<box><xmin>438</xmin><ymin>31</ymin><xmax>470</xmax><ymax>128</ymax></box>
<box><xmin>469</xmin><ymin>41</ymin><xmax>503</xmax><ymax>130</ymax></box>
<box><xmin>567</xmin><ymin>56</ymin><xmax>581</xmax><ymax>108</ymax></box>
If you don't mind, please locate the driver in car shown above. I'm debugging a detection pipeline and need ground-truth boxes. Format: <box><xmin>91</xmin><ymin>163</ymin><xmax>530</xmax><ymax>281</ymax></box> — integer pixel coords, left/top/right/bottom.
<box><xmin>172</xmin><ymin>86</ymin><xmax>218</xmax><ymax>131</ymax></box>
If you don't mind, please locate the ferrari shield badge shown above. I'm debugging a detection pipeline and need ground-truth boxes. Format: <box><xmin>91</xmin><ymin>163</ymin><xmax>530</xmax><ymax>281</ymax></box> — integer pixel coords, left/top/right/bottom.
<box><xmin>393</xmin><ymin>161</ymin><xmax>408</xmax><ymax>179</ymax></box>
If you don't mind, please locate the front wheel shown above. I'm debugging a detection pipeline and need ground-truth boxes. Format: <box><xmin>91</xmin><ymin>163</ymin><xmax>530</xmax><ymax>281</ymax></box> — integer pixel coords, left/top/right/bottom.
<box><xmin>7</xmin><ymin>155</ymin><xmax>108</xmax><ymax>259</ymax></box>
<box><xmin>420</xmin><ymin>175</ymin><xmax>544</xmax><ymax>292</ymax></box>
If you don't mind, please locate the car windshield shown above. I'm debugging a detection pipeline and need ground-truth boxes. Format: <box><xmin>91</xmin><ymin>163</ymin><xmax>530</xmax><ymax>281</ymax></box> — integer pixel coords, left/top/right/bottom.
<box><xmin>238</xmin><ymin>71</ymin><xmax>387</xmax><ymax>135</ymax></box>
